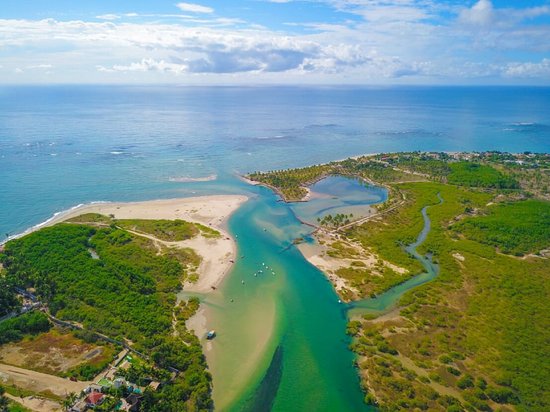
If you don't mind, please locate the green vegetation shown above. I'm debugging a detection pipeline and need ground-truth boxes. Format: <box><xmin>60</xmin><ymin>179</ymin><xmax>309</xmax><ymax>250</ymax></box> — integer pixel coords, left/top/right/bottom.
<box><xmin>0</xmin><ymin>312</ymin><xmax>51</xmax><ymax>345</ymax></box>
<box><xmin>249</xmin><ymin>164</ymin><xmax>331</xmax><ymax>201</ymax></box>
<box><xmin>447</xmin><ymin>162</ymin><xmax>520</xmax><ymax>189</ymax></box>
<box><xmin>348</xmin><ymin>182</ymin><xmax>550</xmax><ymax>411</ymax></box>
<box><xmin>66</xmin><ymin>213</ymin><xmax>113</xmax><ymax>225</ymax></box>
<box><xmin>8</xmin><ymin>402</ymin><xmax>32</xmax><ymax>412</ymax></box>
<box><xmin>250</xmin><ymin>152</ymin><xmax>550</xmax><ymax>411</ymax></box>
<box><xmin>0</xmin><ymin>275</ymin><xmax>20</xmax><ymax>317</ymax></box>
<box><xmin>116</xmin><ymin>219</ymin><xmax>200</xmax><ymax>241</ymax></box>
<box><xmin>317</xmin><ymin>213</ymin><xmax>353</xmax><ymax>228</ymax></box>
<box><xmin>247</xmin><ymin>152</ymin><xmax>537</xmax><ymax>204</ymax></box>
<box><xmin>0</xmin><ymin>387</ymin><xmax>31</xmax><ymax>412</ymax></box>
<box><xmin>453</xmin><ymin>199</ymin><xmax>550</xmax><ymax>255</ymax></box>
<box><xmin>0</xmin><ymin>220</ymin><xmax>212</xmax><ymax>410</ymax></box>
<box><xmin>0</xmin><ymin>385</ymin><xmax>8</xmax><ymax>412</ymax></box>
<box><xmin>67</xmin><ymin>213</ymin><xmax>222</xmax><ymax>240</ymax></box>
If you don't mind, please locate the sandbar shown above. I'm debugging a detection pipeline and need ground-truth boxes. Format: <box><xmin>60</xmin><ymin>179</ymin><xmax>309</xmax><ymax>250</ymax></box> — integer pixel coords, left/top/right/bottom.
<box><xmin>13</xmin><ymin>195</ymin><xmax>248</xmax><ymax>294</ymax></box>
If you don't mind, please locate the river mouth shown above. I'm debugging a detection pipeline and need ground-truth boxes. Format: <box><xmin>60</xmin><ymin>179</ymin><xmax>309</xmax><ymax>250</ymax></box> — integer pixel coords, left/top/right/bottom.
<box><xmin>189</xmin><ymin>177</ymin><xmax>442</xmax><ymax>411</ymax></box>
<box><xmin>188</xmin><ymin>181</ymin><xmax>370</xmax><ymax>411</ymax></box>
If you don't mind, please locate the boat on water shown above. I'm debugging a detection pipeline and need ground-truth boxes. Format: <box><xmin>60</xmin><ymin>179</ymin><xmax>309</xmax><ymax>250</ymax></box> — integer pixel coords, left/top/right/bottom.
<box><xmin>206</xmin><ymin>330</ymin><xmax>216</xmax><ymax>340</ymax></box>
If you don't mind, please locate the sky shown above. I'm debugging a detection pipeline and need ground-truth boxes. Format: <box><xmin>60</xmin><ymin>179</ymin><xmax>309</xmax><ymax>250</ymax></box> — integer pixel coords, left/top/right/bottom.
<box><xmin>1</xmin><ymin>0</ymin><xmax>550</xmax><ymax>85</ymax></box>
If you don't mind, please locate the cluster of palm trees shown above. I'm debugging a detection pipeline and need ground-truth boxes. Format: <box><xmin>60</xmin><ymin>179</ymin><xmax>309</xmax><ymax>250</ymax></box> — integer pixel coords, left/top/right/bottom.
<box><xmin>317</xmin><ymin>213</ymin><xmax>353</xmax><ymax>228</ymax></box>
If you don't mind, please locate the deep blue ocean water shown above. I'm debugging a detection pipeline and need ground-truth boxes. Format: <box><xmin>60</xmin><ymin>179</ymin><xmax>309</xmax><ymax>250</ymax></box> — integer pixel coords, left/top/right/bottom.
<box><xmin>1</xmin><ymin>85</ymin><xmax>549</xmax><ymax>235</ymax></box>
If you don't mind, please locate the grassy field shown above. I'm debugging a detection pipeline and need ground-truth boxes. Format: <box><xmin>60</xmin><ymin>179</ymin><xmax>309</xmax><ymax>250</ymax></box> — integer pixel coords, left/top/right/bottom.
<box><xmin>0</xmin><ymin>328</ymin><xmax>117</xmax><ymax>380</ymax></box>
<box><xmin>349</xmin><ymin>183</ymin><xmax>550</xmax><ymax>411</ymax></box>
<box><xmin>452</xmin><ymin>200</ymin><xmax>550</xmax><ymax>255</ymax></box>
<box><xmin>67</xmin><ymin>213</ymin><xmax>222</xmax><ymax>240</ymax></box>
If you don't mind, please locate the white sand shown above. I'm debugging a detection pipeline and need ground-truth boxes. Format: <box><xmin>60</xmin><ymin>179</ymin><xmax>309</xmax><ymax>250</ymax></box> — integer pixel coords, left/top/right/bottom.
<box><xmin>24</xmin><ymin>195</ymin><xmax>247</xmax><ymax>293</ymax></box>
<box><xmin>298</xmin><ymin>232</ymin><xmax>409</xmax><ymax>301</ymax></box>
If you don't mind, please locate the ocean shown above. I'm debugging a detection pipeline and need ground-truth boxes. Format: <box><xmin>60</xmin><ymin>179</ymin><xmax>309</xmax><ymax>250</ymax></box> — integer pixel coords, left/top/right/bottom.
<box><xmin>1</xmin><ymin>85</ymin><xmax>549</xmax><ymax>238</ymax></box>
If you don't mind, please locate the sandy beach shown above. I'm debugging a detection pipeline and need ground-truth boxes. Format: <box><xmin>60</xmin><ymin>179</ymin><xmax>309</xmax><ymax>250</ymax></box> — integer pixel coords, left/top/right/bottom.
<box><xmin>298</xmin><ymin>231</ymin><xmax>408</xmax><ymax>301</ymax></box>
<box><xmin>15</xmin><ymin>195</ymin><xmax>248</xmax><ymax>294</ymax></box>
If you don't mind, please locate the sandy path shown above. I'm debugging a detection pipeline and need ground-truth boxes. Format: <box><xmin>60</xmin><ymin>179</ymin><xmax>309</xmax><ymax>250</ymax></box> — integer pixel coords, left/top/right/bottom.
<box><xmin>0</xmin><ymin>363</ymin><xmax>91</xmax><ymax>397</ymax></box>
<box><xmin>124</xmin><ymin>228</ymin><xmax>235</xmax><ymax>293</ymax></box>
<box><xmin>5</xmin><ymin>393</ymin><xmax>61</xmax><ymax>412</ymax></box>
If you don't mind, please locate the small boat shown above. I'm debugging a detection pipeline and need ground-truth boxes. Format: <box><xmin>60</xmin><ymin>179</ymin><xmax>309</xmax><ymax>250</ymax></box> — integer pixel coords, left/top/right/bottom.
<box><xmin>241</xmin><ymin>280</ymin><xmax>245</xmax><ymax>284</ymax></box>
<box><xmin>206</xmin><ymin>330</ymin><xmax>216</xmax><ymax>340</ymax></box>
<box><xmin>254</xmin><ymin>273</ymin><xmax>257</xmax><ymax>277</ymax></box>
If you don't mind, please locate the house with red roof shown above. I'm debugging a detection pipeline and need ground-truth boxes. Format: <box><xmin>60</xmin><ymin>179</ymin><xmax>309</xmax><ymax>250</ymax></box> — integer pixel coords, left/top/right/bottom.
<box><xmin>85</xmin><ymin>391</ymin><xmax>105</xmax><ymax>408</ymax></box>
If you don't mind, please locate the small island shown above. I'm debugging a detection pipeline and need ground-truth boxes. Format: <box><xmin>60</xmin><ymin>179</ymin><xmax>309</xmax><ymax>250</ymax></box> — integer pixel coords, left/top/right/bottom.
<box><xmin>248</xmin><ymin>152</ymin><xmax>550</xmax><ymax>411</ymax></box>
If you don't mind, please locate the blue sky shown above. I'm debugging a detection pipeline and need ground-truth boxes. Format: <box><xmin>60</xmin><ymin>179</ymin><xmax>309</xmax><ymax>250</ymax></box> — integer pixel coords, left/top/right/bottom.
<box><xmin>1</xmin><ymin>0</ymin><xmax>550</xmax><ymax>84</ymax></box>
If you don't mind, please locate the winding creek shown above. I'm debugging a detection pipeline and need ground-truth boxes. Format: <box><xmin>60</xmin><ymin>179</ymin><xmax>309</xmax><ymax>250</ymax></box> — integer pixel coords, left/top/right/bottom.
<box><xmin>186</xmin><ymin>177</ymin><xmax>443</xmax><ymax>411</ymax></box>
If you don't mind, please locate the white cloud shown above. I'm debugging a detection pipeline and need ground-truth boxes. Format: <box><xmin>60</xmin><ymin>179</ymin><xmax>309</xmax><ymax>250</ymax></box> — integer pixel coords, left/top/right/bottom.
<box><xmin>1</xmin><ymin>0</ymin><xmax>550</xmax><ymax>84</ymax></box>
<box><xmin>99</xmin><ymin>59</ymin><xmax>187</xmax><ymax>74</ymax></box>
<box><xmin>459</xmin><ymin>0</ymin><xmax>494</xmax><ymax>27</ymax></box>
<box><xmin>175</xmin><ymin>2</ymin><xmax>214</xmax><ymax>14</ymax></box>
<box><xmin>504</xmin><ymin>58</ymin><xmax>550</xmax><ymax>78</ymax></box>
<box><xmin>96</xmin><ymin>14</ymin><xmax>120</xmax><ymax>21</ymax></box>
<box><xmin>26</xmin><ymin>64</ymin><xmax>53</xmax><ymax>69</ymax></box>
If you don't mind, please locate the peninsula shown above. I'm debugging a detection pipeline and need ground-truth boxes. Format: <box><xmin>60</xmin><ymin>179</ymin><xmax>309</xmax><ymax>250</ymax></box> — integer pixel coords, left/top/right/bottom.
<box><xmin>247</xmin><ymin>151</ymin><xmax>550</xmax><ymax>411</ymax></box>
<box><xmin>0</xmin><ymin>195</ymin><xmax>246</xmax><ymax>411</ymax></box>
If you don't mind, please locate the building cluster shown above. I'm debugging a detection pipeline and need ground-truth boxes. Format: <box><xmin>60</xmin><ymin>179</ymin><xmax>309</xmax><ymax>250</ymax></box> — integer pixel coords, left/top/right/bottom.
<box><xmin>69</xmin><ymin>351</ymin><xmax>161</xmax><ymax>411</ymax></box>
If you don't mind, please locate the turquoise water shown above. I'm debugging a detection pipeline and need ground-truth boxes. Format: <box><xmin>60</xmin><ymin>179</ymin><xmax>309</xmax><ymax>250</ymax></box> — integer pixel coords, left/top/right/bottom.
<box><xmin>290</xmin><ymin>176</ymin><xmax>388</xmax><ymax>225</ymax></box>
<box><xmin>194</xmin><ymin>185</ymin><xmax>372</xmax><ymax>411</ymax></box>
<box><xmin>1</xmin><ymin>86</ymin><xmax>550</xmax><ymax>411</ymax></box>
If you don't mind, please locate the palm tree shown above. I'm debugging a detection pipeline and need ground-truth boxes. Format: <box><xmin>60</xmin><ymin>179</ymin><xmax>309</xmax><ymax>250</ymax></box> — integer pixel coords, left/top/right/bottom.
<box><xmin>0</xmin><ymin>386</ymin><xmax>9</xmax><ymax>412</ymax></box>
<box><xmin>62</xmin><ymin>392</ymin><xmax>78</xmax><ymax>411</ymax></box>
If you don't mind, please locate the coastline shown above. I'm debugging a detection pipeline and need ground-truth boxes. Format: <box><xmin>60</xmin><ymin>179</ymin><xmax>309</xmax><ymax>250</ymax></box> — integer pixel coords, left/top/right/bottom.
<box><xmin>4</xmin><ymin>195</ymin><xmax>248</xmax><ymax>294</ymax></box>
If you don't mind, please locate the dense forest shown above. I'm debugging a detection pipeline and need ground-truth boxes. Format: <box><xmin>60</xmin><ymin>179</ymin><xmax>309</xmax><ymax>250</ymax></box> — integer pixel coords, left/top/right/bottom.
<box><xmin>453</xmin><ymin>199</ymin><xmax>550</xmax><ymax>255</ymax></box>
<box><xmin>0</xmin><ymin>221</ymin><xmax>212</xmax><ymax>411</ymax></box>
<box><xmin>0</xmin><ymin>312</ymin><xmax>51</xmax><ymax>345</ymax></box>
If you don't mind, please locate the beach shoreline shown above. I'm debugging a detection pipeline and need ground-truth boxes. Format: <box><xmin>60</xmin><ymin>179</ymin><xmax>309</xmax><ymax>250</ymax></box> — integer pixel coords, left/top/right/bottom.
<box><xmin>4</xmin><ymin>195</ymin><xmax>248</xmax><ymax>294</ymax></box>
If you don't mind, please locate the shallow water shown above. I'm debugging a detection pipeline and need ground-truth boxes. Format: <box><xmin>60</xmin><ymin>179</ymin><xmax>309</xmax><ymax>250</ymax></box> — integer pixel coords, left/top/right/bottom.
<box><xmin>197</xmin><ymin>184</ymin><xmax>374</xmax><ymax>411</ymax></box>
<box><xmin>290</xmin><ymin>176</ymin><xmax>388</xmax><ymax>225</ymax></box>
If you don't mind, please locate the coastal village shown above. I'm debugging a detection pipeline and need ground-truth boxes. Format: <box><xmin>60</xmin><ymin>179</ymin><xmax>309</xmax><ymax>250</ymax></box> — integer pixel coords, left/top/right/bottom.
<box><xmin>1</xmin><ymin>287</ymin><xmax>165</xmax><ymax>412</ymax></box>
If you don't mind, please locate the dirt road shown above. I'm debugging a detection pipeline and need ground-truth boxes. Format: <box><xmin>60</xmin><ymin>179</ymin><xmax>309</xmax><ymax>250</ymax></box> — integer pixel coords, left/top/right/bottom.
<box><xmin>0</xmin><ymin>363</ymin><xmax>90</xmax><ymax>397</ymax></box>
